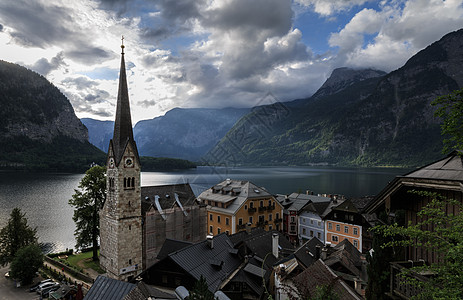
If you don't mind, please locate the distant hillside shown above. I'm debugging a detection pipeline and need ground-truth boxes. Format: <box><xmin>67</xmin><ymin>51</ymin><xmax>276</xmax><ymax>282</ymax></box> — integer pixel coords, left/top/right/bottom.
<box><xmin>81</xmin><ymin>118</ymin><xmax>114</xmax><ymax>153</ymax></box>
<box><xmin>205</xmin><ymin>29</ymin><xmax>463</xmax><ymax>167</ymax></box>
<box><xmin>0</xmin><ymin>60</ymin><xmax>105</xmax><ymax>171</ymax></box>
<box><xmin>134</xmin><ymin>107</ymin><xmax>249</xmax><ymax>161</ymax></box>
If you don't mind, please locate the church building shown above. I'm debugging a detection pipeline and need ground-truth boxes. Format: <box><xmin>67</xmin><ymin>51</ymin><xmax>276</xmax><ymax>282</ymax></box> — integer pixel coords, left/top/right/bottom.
<box><xmin>99</xmin><ymin>40</ymin><xmax>207</xmax><ymax>281</ymax></box>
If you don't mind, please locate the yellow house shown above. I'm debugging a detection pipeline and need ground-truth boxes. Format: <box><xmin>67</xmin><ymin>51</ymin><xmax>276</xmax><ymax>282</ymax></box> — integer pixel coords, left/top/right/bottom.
<box><xmin>198</xmin><ymin>179</ymin><xmax>284</xmax><ymax>235</ymax></box>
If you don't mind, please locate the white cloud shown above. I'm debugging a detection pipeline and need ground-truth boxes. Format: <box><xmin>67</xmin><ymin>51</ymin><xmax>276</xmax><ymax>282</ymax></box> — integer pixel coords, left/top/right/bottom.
<box><xmin>295</xmin><ymin>0</ymin><xmax>371</xmax><ymax>16</ymax></box>
<box><xmin>328</xmin><ymin>0</ymin><xmax>463</xmax><ymax>71</ymax></box>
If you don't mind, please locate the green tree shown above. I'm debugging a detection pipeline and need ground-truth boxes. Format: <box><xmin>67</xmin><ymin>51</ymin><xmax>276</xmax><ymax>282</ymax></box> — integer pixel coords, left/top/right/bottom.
<box><xmin>373</xmin><ymin>191</ymin><xmax>463</xmax><ymax>299</ymax></box>
<box><xmin>432</xmin><ymin>88</ymin><xmax>463</xmax><ymax>154</ymax></box>
<box><xmin>69</xmin><ymin>165</ymin><xmax>106</xmax><ymax>261</ymax></box>
<box><xmin>365</xmin><ymin>211</ymin><xmax>402</xmax><ymax>300</ymax></box>
<box><xmin>10</xmin><ymin>244</ymin><xmax>43</xmax><ymax>284</ymax></box>
<box><xmin>0</xmin><ymin>208</ymin><xmax>37</xmax><ymax>266</ymax></box>
<box><xmin>190</xmin><ymin>275</ymin><xmax>215</xmax><ymax>300</ymax></box>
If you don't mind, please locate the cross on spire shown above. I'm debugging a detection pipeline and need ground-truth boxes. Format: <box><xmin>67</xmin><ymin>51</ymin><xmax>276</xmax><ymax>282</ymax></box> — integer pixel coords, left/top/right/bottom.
<box><xmin>121</xmin><ymin>35</ymin><xmax>125</xmax><ymax>54</ymax></box>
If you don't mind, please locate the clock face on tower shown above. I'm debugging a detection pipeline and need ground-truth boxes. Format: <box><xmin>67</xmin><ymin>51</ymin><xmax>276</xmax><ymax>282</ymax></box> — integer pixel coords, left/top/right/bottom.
<box><xmin>124</xmin><ymin>157</ymin><xmax>134</xmax><ymax>168</ymax></box>
<box><xmin>109</xmin><ymin>157</ymin><xmax>115</xmax><ymax>168</ymax></box>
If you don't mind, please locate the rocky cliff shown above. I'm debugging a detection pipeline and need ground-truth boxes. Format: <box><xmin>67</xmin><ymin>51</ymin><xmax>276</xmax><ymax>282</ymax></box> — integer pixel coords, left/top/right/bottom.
<box><xmin>0</xmin><ymin>60</ymin><xmax>105</xmax><ymax>171</ymax></box>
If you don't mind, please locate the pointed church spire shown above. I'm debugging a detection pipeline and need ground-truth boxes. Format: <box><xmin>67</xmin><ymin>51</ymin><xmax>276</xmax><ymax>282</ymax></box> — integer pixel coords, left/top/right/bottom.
<box><xmin>112</xmin><ymin>37</ymin><xmax>138</xmax><ymax>165</ymax></box>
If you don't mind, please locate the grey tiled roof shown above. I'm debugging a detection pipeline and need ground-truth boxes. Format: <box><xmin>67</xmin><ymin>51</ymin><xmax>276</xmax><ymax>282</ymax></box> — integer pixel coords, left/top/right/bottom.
<box><xmin>294</xmin><ymin>237</ymin><xmax>324</xmax><ymax>268</ymax></box>
<box><xmin>84</xmin><ymin>276</ymin><xmax>135</xmax><ymax>300</ymax></box>
<box><xmin>156</xmin><ymin>239</ymin><xmax>193</xmax><ymax>260</ymax></box>
<box><xmin>293</xmin><ymin>260</ymin><xmax>362</xmax><ymax>300</ymax></box>
<box><xmin>198</xmin><ymin>179</ymin><xmax>275</xmax><ymax>215</ymax></box>
<box><xmin>404</xmin><ymin>150</ymin><xmax>463</xmax><ymax>181</ymax></box>
<box><xmin>123</xmin><ymin>282</ymin><xmax>176</xmax><ymax>300</ymax></box>
<box><xmin>168</xmin><ymin>233</ymin><xmax>242</xmax><ymax>292</ymax></box>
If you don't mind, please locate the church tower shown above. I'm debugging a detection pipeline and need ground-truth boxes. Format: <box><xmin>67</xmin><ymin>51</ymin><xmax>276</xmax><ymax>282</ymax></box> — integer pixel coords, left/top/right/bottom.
<box><xmin>100</xmin><ymin>38</ymin><xmax>143</xmax><ymax>281</ymax></box>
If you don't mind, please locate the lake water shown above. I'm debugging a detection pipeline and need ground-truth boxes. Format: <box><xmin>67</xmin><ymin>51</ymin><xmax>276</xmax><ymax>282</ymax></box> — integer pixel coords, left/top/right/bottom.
<box><xmin>0</xmin><ymin>166</ymin><xmax>409</xmax><ymax>253</ymax></box>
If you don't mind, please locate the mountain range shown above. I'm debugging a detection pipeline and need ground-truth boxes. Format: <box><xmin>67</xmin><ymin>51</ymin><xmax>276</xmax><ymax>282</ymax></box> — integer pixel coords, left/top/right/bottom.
<box><xmin>203</xmin><ymin>28</ymin><xmax>463</xmax><ymax>167</ymax></box>
<box><xmin>2</xmin><ymin>29</ymin><xmax>462</xmax><ymax>170</ymax></box>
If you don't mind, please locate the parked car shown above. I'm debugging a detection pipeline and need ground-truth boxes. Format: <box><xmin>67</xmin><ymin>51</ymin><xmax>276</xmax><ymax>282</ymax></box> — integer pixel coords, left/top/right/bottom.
<box><xmin>29</xmin><ymin>279</ymin><xmax>53</xmax><ymax>292</ymax></box>
<box><xmin>41</xmin><ymin>284</ymin><xmax>61</xmax><ymax>298</ymax></box>
<box><xmin>37</xmin><ymin>281</ymin><xmax>59</xmax><ymax>294</ymax></box>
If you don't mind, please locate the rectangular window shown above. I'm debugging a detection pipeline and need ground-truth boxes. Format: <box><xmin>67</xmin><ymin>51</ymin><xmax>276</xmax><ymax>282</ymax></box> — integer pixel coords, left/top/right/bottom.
<box><xmin>310</xmin><ymin>230</ymin><xmax>314</xmax><ymax>237</ymax></box>
<box><xmin>249</xmin><ymin>217</ymin><xmax>253</xmax><ymax>224</ymax></box>
<box><xmin>353</xmin><ymin>240</ymin><xmax>358</xmax><ymax>248</ymax></box>
<box><xmin>328</xmin><ymin>222</ymin><xmax>332</xmax><ymax>230</ymax></box>
<box><xmin>302</xmin><ymin>228</ymin><xmax>306</xmax><ymax>235</ymax></box>
<box><xmin>353</xmin><ymin>228</ymin><xmax>358</xmax><ymax>235</ymax></box>
<box><xmin>317</xmin><ymin>232</ymin><xmax>321</xmax><ymax>239</ymax></box>
<box><xmin>344</xmin><ymin>226</ymin><xmax>349</xmax><ymax>234</ymax></box>
<box><xmin>217</xmin><ymin>228</ymin><xmax>221</xmax><ymax>234</ymax></box>
<box><xmin>276</xmin><ymin>213</ymin><xmax>280</xmax><ymax>219</ymax></box>
<box><xmin>268</xmin><ymin>214</ymin><xmax>272</xmax><ymax>221</ymax></box>
<box><xmin>336</xmin><ymin>224</ymin><xmax>340</xmax><ymax>231</ymax></box>
<box><xmin>259</xmin><ymin>215</ymin><xmax>264</xmax><ymax>223</ymax></box>
<box><xmin>332</xmin><ymin>235</ymin><xmax>338</xmax><ymax>242</ymax></box>
<box><xmin>238</xmin><ymin>218</ymin><xmax>243</xmax><ymax>225</ymax></box>
<box><xmin>269</xmin><ymin>225</ymin><xmax>273</xmax><ymax>230</ymax></box>
<box><xmin>290</xmin><ymin>216</ymin><xmax>295</xmax><ymax>223</ymax></box>
<box><xmin>290</xmin><ymin>225</ymin><xmax>296</xmax><ymax>232</ymax></box>
<box><xmin>217</xmin><ymin>215</ymin><xmax>221</xmax><ymax>223</ymax></box>
<box><xmin>250</xmin><ymin>202</ymin><xmax>254</xmax><ymax>208</ymax></box>
<box><xmin>310</xmin><ymin>219</ymin><xmax>314</xmax><ymax>224</ymax></box>
<box><xmin>318</xmin><ymin>221</ymin><xmax>321</xmax><ymax>226</ymax></box>
<box><xmin>209</xmin><ymin>226</ymin><xmax>213</xmax><ymax>234</ymax></box>
<box><xmin>226</xmin><ymin>218</ymin><xmax>229</xmax><ymax>225</ymax></box>
<box><xmin>209</xmin><ymin>214</ymin><xmax>213</xmax><ymax>221</ymax></box>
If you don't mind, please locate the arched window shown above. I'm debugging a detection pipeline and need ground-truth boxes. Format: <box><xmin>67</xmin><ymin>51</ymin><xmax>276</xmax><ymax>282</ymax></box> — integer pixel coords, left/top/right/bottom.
<box><xmin>131</xmin><ymin>177</ymin><xmax>135</xmax><ymax>187</ymax></box>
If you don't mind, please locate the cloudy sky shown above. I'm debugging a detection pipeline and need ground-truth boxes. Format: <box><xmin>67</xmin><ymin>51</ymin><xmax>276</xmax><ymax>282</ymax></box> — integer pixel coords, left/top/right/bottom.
<box><xmin>1</xmin><ymin>0</ymin><xmax>463</xmax><ymax>123</ymax></box>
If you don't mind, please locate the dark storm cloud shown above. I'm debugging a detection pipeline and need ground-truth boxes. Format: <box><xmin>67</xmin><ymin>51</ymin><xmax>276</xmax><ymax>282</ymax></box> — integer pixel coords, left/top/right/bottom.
<box><xmin>0</xmin><ymin>24</ymin><xmax>3</xmax><ymax>31</ymax></box>
<box><xmin>0</xmin><ymin>0</ymin><xmax>74</xmax><ymax>48</ymax></box>
<box><xmin>202</xmin><ymin>0</ymin><xmax>293</xmax><ymax>37</ymax></box>
<box><xmin>138</xmin><ymin>100</ymin><xmax>156</xmax><ymax>108</ymax></box>
<box><xmin>29</xmin><ymin>52</ymin><xmax>67</xmax><ymax>76</ymax></box>
<box><xmin>62</xmin><ymin>77</ymin><xmax>98</xmax><ymax>90</ymax></box>
<box><xmin>84</xmin><ymin>89</ymin><xmax>111</xmax><ymax>103</ymax></box>
<box><xmin>66</xmin><ymin>46</ymin><xmax>115</xmax><ymax>65</ymax></box>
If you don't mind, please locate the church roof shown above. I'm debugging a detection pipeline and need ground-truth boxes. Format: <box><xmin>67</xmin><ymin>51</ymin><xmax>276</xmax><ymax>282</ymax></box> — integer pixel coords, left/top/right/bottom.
<box><xmin>141</xmin><ymin>183</ymin><xmax>197</xmax><ymax>214</ymax></box>
<box><xmin>111</xmin><ymin>41</ymin><xmax>139</xmax><ymax>166</ymax></box>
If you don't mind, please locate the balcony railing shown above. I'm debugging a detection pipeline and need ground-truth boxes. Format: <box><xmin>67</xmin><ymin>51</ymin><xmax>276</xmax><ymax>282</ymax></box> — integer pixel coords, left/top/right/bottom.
<box><xmin>237</xmin><ymin>224</ymin><xmax>246</xmax><ymax>230</ymax></box>
<box><xmin>248</xmin><ymin>207</ymin><xmax>257</xmax><ymax>213</ymax></box>
<box><xmin>258</xmin><ymin>206</ymin><xmax>267</xmax><ymax>212</ymax></box>
<box><xmin>267</xmin><ymin>204</ymin><xmax>275</xmax><ymax>211</ymax></box>
<box><xmin>274</xmin><ymin>218</ymin><xmax>282</xmax><ymax>223</ymax></box>
<box><xmin>256</xmin><ymin>220</ymin><xmax>268</xmax><ymax>227</ymax></box>
<box><xmin>389</xmin><ymin>261</ymin><xmax>432</xmax><ymax>299</ymax></box>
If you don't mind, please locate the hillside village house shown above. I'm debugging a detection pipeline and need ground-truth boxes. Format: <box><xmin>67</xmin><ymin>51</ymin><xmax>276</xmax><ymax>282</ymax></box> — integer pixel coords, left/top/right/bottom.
<box><xmin>364</xmin><ymin>151</ymin><xmax>463</xmax><ymax>298</ymax></box>
<box><xmin>99</xmin><ymin>41</ymin><xmax>206</xmax><ymax>281</ymax></box>
<box><xmin>298</xmin><ymin>201</ymin><xmax>331</xmax><ymax>243</ymax></box>
<box><xmin>197</xmin><ymin>179</ymin><xmax>284</xmax><ymax>235</ymax></box>
<box><xmin>323</xmin><ymin>198</ymin><xmax>366</xmax><ymax>252</ymax></box>
<box><xmin>277</xmin><ymin>192</ymin><xmax>333</xmax><ymax>244</ymax></box>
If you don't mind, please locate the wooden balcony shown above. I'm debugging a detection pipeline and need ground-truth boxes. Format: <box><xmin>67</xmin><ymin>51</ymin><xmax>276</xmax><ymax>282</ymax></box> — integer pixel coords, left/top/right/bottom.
<box><xmin>248</xmin><ymin>207</ymin><xmax>257</xmax><ymax>213</ymax></box>
<box><xmin>267</xmin><ymin>204</ymin><xmax>275</xmax><ymax>211</ymax></box>
<box><xmin>388</xmin><ymin>261</ymin><xmax>432</xmax><ymax>299</ymax></box>
<box><xmin>258</xmin><ymin>206</ymin><xmax>267</xmax><ymax>212</ymax></box>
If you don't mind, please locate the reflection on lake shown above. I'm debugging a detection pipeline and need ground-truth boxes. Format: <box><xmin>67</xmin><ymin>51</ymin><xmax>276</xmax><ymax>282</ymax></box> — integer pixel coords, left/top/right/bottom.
<box><xmin>0</xmin><ymin>166</ymin><xmax>410</xmax><ymax>253</ymax></box>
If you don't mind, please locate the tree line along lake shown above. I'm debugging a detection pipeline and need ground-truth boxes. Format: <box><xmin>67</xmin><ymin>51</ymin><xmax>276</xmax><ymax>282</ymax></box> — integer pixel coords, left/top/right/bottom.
<box><xmin>0</xmin><ymin>165</ymin><xmax>410</xmax><ymax>253</ymax></box>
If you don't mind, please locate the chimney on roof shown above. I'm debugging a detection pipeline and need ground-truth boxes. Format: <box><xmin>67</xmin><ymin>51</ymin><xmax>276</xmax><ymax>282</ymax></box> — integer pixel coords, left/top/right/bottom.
<box><xmin>245</xmin><ymin>223</ymin><xmax>252</xmax><ymax>234</ymax></box>
<box><xmin>321</xmin><ymin>246</ymin><xmax>328</xmax><ymax>260</ymax></box>
<box><xmin>272</xmin><ymin>233</ymin><xmax>279</xmax><ymax>259</ymax></box>
<box><xmin>206</xmin><ymin>235</ymin><xmax>214</xmax><ymax>249</ymax></box>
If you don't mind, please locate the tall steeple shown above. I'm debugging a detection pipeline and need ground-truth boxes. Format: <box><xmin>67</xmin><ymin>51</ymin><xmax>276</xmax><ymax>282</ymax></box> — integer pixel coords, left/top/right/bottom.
<box><xmin>112</xmin><ymin>36</ymin><xmax>138</xmax><ymax>166</ymax></box>
<box><xmin>100</xmin><ymin>37</ymin><xmax>143</xmax><ymax>281</ymax></box>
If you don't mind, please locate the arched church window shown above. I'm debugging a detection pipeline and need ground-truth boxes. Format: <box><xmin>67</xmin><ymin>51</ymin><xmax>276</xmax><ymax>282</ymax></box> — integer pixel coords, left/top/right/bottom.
<box><xmin>131</xmin><ymin>177</ymin><xmax>135</xmax><ymax>187</ymax></box>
